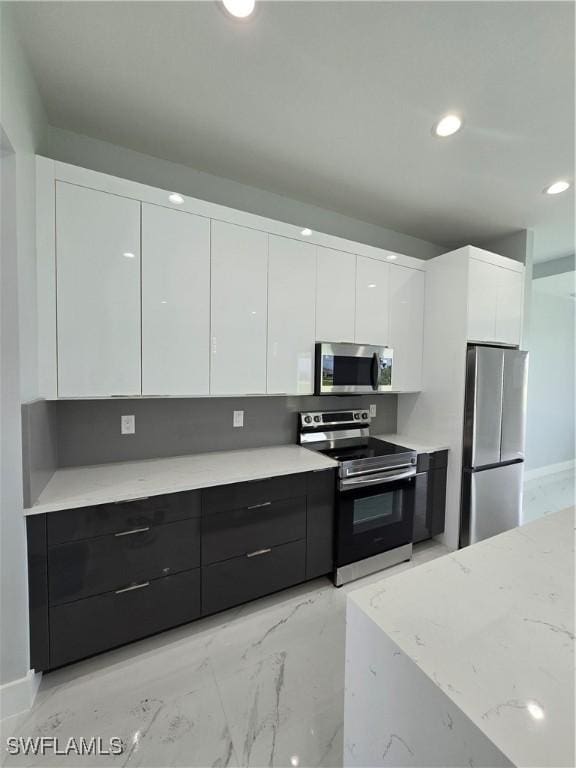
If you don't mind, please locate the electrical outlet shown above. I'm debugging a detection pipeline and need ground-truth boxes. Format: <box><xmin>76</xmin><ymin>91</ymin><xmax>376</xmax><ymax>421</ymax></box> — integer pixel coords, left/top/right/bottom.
<box><xmin>369</xmin><ymin>404</ymin><xmax>377</xmax><ymax>418</ymax></box>
<box><xmin>233</xmin><ymin>410</ymin><xmax>244</xmax><ymax>428</ymax></box>
<box><xmin>121</xmin><ymin>415</ymin><xmax>135</xmax><ymax>435</ymax></box>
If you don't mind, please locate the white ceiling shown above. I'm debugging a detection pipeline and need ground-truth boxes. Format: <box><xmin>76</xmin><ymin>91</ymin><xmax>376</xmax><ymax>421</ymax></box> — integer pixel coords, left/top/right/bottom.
<box><xmin>14</xmin><ymin>1</ymin><xmax>575</xmax><ymax>262</ymax></box>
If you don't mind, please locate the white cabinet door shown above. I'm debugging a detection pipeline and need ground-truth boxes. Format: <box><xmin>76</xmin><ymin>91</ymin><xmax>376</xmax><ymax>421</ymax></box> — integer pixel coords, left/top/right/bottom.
<box><xmin>141</xmin><ymin>204</ymin><xmax>210</xmax><ymax>395</ymax></box>
<box><xmin>355</xmin><ymin>256</ymin><xmax>390</xmax><ymax>346</ymax></box>
<box><xmin>467</xmin><ymin>257</ymin><xmax>497</xmax><ymax>342</ymax></box>
<box><xmin>56</xmin><ymin>182</ymin><xmax>141</xmax><ymax>397</ymax></box>
<box><xmin>316</xmin><ymin>247</ymin><xmax>356</xmax><ymax>342</ymax></box>
<box><xmin>495</xmin><ymin>267</ymin><xmax>524</xmax><ymax>346</ymax></box>
<box><xmin>267</xmin><ymin>235</ymin><xmax>316</xmax><ymax>394</ymax></box>
<box><xmin>210</xmin><ymin>220</ymin><xmax>268</xmax><ymax>395</ymax></box>
<box><xmin>389</xmin><ymin>265</ymin><xmax>424</xmax><ymax>390</ymax></box>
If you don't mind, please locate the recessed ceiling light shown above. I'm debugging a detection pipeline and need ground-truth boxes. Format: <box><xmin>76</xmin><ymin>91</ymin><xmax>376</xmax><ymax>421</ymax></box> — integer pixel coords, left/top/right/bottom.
<box><xmin>368</xmin><ymin>283</ymin><xmax>377</xmax><ymax>288</ymax></box>
<box><xmin>544</xmin><ymin>180</ymin><xmax>570</xmax><ymax>195</ymax></box>
<box><xmin>222</xmin><ymin>0</ymin><xmax>255</xmax><ymax>18</ymax></box>
<box><xmin>526</xmin><ymin>701</ymin><xmax>545</xmax><ymax>721</ymax></box>
<box><xmin>386</xmin><ymin>254</ymin><xmax>398</xmax><ymax>260</ymax></box>
<box><xmin>434</xmin><ymin>114</ymin><xmax>462</xmax><ymax>137</ymax></box>
<box><xmin>301</xmin><ymin>228</ymin><xmax>312</xmax><ymax>236</ymax></box>
<box><xmin>168</xmin><ymin>193</ymin><xmax>184</xmax><ymax>204</ymax></box>
<box><xmin>123</xmin><ymin>252</ymin><xmax>136</xmax><ymax>259</ymax></box>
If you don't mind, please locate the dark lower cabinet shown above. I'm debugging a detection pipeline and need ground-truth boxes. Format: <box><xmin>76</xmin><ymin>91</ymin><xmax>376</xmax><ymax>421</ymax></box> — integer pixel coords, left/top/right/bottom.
<box><xmin>47</xmin><ymin>490</ymin><xmax>201</xmax><ymax>545</ymax></box>
<box><xmin>305</xmin><ymin>470</ymin><xmax>335</xmax><ymax>579</ymax></box>
<box><xmin>50</xmin><ymin>569</ymin><xmax>201</xmax><ymax>668</ymax></box>
<box><xmin>202</xmin><ymin>496</ymin><xmax>306</xmax><ymax>566</ymax></box>
<box><xmin>27</xmin><ymin>468</ymin><xmax>336</xmax><ymax>671</ymax></box>
<box><xmin>49</xmin><ymin>517</ymin><xmax>201</xmax><ymax>605</ymax></box>
<box><xmin>414</xmin><ymin>451</ymin><xmax>448</xmax><ymax>543</ymax></box>
<box><xmin>202</xmin><ymin>539</ymin><xmax>306</xmax><ymax>615</ymax></box>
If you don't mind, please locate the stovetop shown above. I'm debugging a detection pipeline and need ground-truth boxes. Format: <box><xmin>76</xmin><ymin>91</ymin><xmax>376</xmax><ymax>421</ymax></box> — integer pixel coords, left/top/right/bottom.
<box><xmin>318</xmin><ymin>438</ymin><xmax>413</xmax><ymax>463</ymax></box>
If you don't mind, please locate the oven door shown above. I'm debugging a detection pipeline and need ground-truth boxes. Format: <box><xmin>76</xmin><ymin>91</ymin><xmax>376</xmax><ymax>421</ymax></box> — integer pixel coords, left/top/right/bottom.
<box><xmin>316</xmin><ymin>343</ymin><xmax>393</xmax><ymax>394</ymax></box>
<box><xmin>336</xmin><ymin>471</ymin><xmax>415</xmax><ymax>566</ymax></box>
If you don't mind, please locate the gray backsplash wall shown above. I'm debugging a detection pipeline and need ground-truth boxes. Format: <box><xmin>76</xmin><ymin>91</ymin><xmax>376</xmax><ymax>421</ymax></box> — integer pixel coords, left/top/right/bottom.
<box><xmin>21</xmin><ymin>399</ymin><xmax>59</xmax><ymax>507</ymax></box>
<box><xmin>56</xmin><ymin>395</ymin><xmax>397</xmax><ymax>467</ymax></box>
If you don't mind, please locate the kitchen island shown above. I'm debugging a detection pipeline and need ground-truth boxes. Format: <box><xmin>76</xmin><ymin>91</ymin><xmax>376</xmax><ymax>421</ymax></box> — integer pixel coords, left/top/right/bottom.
<box><xmin>344</xmin><ymin>508</ymin><xmax>575</xmax><ymax>768</ymax></box>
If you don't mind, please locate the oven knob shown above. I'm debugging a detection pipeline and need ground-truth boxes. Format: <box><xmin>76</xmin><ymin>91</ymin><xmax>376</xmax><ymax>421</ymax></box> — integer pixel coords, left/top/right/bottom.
<box><xmin>361</xmin><ymin>412</ymin><xmax>368</xmax><ymax>420</ymax></box>
<box><xmin>354</xmin><ymin>413</ymin><xmax>360</xmax><ymax>420</ymax></box>
<box><xmin>304</xmin><ymin>416</ymin><xmax>312</xmax><ymax>424</ymax></box>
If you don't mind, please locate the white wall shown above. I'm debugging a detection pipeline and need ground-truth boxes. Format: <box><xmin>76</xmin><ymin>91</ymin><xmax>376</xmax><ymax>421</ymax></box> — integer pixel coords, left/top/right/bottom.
<box><xmin>42</xmin><ymin>126</ymin><xmax>443</xmax><ymax>261</ymax></box>
<box><xmin>525</xmin><ymin>274</ymin><xmax>575</xmax><ymax>471</ymax></box>
<box><xmin>0</xmin><ymin>2</ymin><xmax>46</xmax><ymax>702</ymax></box>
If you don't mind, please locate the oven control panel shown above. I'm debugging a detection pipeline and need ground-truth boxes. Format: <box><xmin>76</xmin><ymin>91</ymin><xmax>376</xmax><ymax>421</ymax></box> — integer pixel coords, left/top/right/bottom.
<box><xmin>299</xmin><ymin>409</ymin><xmax>371</xmax><ymax>427</ymax></box>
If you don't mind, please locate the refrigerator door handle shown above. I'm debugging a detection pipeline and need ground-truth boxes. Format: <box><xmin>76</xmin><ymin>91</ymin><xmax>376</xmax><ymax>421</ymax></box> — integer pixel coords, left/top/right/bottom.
<box><xmin>500</xmin><ymin>349</ymin><xmax>529</xmax><ymax>463</ymax></box>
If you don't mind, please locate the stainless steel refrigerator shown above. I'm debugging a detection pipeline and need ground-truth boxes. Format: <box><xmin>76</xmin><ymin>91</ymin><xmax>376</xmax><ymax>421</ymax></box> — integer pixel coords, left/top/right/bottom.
<box><xmin>460</xmin><ymin>345</ymin><xmax>529</xmax><ymax>547</ymax></box>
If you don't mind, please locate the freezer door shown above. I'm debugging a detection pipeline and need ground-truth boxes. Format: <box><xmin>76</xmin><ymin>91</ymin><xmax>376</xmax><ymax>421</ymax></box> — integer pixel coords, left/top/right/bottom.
<box><xmin>465</xmin><ymin>463</ymin><xmax>523</xmax><ymax>546</ymax></box>
<box><xmin>465</xmin><ymin>346</ymin><xmax>504</xmax><ymax>468</ymax></box>
<box><xmin>501</xmin><ymin>350</ymin><xmax>528</xmax><ymax>463</ymax></box>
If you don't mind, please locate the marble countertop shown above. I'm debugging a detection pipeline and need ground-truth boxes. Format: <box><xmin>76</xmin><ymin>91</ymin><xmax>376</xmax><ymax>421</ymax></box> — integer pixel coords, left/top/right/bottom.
<box><xmin>374</xmin><ymin>433</ymin><xmax>450</xmax><ymax>454</ymax></box>
<box><xmin>348</xmin><ymin>509</ymin><xmax>575</xmax><ymax>767</ymax></box>
<box><xmin>25</xmin><ymin>445</ymin><xmax>338</xmax><ymax>516</ymax></box>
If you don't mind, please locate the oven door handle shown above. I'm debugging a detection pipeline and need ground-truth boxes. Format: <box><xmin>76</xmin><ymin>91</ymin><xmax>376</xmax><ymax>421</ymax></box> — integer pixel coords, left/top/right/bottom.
<box><xmin>344</xmin><ymin>462</ymin><xmax>414</xmax><ymax>478</ymax></box>
<box><xmin>339</xmin><ymin>468</ymin><xmax>416</xmax><ymax>491</ymax></box>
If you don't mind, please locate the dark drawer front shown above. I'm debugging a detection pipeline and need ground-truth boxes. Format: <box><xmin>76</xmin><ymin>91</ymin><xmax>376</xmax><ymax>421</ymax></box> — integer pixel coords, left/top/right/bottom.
<box><xmin>202</xmin><ymin>539</ymin><xmax>306</xmax><ymax>615</ymax></box>
<box><xmin>202</xmin><ymin>496</ymin><xmax>306</xmax><ymax>565</ymax></box>
<box><xmin>203</xmin><ymin>474</ymin><xmax>307</xmax><ymax>516</ymax></box>
<box><xmin>49</xmin><ymin>518</ymin><xmax>201</xmax><ymax>605</ymax></box>
<box><xmin>50</xmin><ymin>569</ymin><xmax>201</xmax><ymax>669</ymax></box>
<box><xmin>47</xmin><ymin>490</ymin><xmax>201</xmax><ymax>546</ymax></box>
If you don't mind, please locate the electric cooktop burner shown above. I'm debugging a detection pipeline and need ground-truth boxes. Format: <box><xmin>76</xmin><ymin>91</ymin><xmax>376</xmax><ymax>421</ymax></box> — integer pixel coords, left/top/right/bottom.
<box><xmin>321</xmin><ymin>438</ymin><xmax>412</xmax><ymax>462</ymax></box>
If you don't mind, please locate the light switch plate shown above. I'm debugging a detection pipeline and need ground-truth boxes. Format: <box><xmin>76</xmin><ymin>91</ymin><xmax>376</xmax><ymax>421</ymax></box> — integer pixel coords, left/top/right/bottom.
<box><xmin>233</xmin><ymin>410</ymin><xmax>244</xmax><ymax>428</ymax></box>
<box><xmin>369</xmin><ymin>404</ymin><xmax>377</xmax><ymax>417</ymax></box>
<box><xmin>121</xmin><ymin>415</ymin><xmax>135</xmax><ymax>435</ymax></box>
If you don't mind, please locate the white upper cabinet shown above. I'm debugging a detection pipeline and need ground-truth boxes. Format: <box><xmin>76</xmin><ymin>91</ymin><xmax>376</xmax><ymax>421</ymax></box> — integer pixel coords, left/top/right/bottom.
<box><xmin>267</xmin><ymin>235</ymin><xmax>316</xmax><ymax>394</ymax></box>
<box><xmin>210</xmin><ymin>220</ymin><xmax>268</xmax><ymax>395</ymax></box>
<box><xmin>355</xmin><ymin>256</ymin><xmax>390</xmax><ymax>347</ymax></box>
<box><xmin>495</xmin><ymin>267</ymin><xmax>524</xmax><ymax>346</ymax></box>
<box><xmin>56</xmin><ymin>182</ymin><xmax>141</xmax><ymax>397</ymax></box>
<box><xmin>40</xmin><ymin>160</ymin><xmax>430</xmax><ymax>398</ymax></box>
<box><xmin>389</xmin><ymin>264</ymin><xmax>424</xmax><ymax>390</ymax></box>
<box><xmin>316</xmin><ymin>247</ymin><xmax>356</xmax><ymax>342</ymax></box>
<box><xmin>141</xmin><ymin>204</ymin><xmax>210</xmax><ymax>395</ymax></box>
<box><xmin>468</xmin><ymin>257</ymin><xmax>498</xmax><ymax>342</ymax></box>
<box><xmin>468</xmin><ymin>256</ymin><xmax>524</xmax><ymax>346</ymax></box>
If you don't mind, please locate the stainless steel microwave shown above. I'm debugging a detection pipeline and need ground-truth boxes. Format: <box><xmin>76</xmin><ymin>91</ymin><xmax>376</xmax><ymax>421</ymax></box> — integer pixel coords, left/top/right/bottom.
<box><xmin>315</xmin><ymin>343</ymin><xmax>393</xmax><ymax>394</ymax></box>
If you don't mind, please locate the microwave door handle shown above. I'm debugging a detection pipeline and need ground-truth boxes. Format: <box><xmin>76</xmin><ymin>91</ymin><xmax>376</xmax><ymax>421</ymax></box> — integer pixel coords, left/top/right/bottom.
<box><xmin>371</xmin><ymin>353</ymin><xmax>379</xmax><ymax>390</ymax></box>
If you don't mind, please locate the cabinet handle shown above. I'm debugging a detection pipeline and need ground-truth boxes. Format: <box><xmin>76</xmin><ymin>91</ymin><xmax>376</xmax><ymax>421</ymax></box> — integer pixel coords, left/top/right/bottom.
<box><xmin>246</xmin><ymin>548</ymin><xmax>271</xmax><ymax>558</ymax></box>
<box><xmin>113</xmin><ymin>496</ymin><xmax>150</xmax><ymax>504</ymax></box>
<box><xmin>115</xmin><ymin>581</ymin><xmax>150</xmax><ymax>594</ymax></box>
<box><xmin>114</xmin><ymin>526</ymin><xmax>150</xmax><ymax>537</ymax></box>
<box><xmin>247</xmin><ymin>501</ymin><xmax>271</xmax><ymax>510</ymax></box>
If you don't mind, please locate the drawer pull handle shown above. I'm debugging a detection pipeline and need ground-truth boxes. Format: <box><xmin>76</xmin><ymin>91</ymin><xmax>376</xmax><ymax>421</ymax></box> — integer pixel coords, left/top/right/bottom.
<box><xmin>246</xmin><ymin>548</ymin><xmax>272</xmax><ymax>558</ymax></box>
<box><xmin>247</xmin><ymin>502</ymin><xmax>271</xmax><ymax>510</ymax></box>
<box><xmin>115</xmin><ymin>527</ymin><xmax>150</xmax><ymax>537</ymax></box>
<box><xmin>115</xmin><ymin>581</ymin><xmax>150</xmax><ymax>594</ymax></box>
<box><xmin>114</xmin><ymin>496</ymin><xmax>150</xmax><ymax>504</ymax></box>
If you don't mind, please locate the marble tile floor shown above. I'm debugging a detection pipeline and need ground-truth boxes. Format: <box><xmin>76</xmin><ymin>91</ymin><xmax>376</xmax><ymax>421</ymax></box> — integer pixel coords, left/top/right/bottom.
<box><xmin>522</xmin><ymin>469</ymin><xmax>575</xmax><ymax>524</ymax></box>
<box><xmin>1</xmin><ymin>540</ymin><xmax>448</xmax><ymax>768</ymax></box>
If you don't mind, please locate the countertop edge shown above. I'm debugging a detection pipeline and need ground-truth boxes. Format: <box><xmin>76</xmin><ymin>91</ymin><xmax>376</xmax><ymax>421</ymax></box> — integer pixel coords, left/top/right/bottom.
<box><xmin>24</xmin><ymin>446</ymin><xmax>338</xmax><ymax>517</ymax></box>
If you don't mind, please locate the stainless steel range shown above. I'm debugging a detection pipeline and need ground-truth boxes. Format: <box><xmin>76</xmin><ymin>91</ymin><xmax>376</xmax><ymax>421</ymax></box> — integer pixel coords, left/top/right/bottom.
<box><xmin>299</xmin><ymin>409</ymin><xmax>417</xmax><ymax>586</ymax></box>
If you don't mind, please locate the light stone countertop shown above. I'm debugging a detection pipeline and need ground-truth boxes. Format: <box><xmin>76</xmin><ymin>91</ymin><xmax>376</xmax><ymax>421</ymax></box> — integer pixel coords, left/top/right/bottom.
<box><xmin>24</xmin><ymin>445</ymin><xmax>338</xmax><ymax>515</ymax></box>
<box><xmin>347</xmin><ymin>508</ymin><xmax>575</xmax><ymax>767</ymax></box>
<box><xmin>374</xmin><ymin>433</ymin><xmax>450</xmax><ymax>454</ymax></box>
